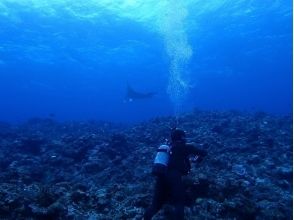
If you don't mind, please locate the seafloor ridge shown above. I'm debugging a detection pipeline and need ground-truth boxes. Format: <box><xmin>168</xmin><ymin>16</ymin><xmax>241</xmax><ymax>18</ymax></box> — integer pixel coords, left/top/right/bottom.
<box><xmin>0</xmin><ymin>110</ymin><xmax>292</xmax><ymax>219</ymax></box>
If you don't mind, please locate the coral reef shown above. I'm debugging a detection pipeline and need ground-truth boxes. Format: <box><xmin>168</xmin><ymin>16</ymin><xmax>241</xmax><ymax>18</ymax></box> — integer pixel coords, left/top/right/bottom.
<box><xmin>0</xmin><ymin>111</ymin><xmax>292</xmax><ymax>219</ymax></box>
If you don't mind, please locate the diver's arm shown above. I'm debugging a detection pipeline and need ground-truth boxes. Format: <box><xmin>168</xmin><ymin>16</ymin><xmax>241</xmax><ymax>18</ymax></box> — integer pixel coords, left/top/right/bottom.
<box><xmin>186</xmin><ymin>143</ymin><xmax>207</xmax><ymax>157</ymax></box>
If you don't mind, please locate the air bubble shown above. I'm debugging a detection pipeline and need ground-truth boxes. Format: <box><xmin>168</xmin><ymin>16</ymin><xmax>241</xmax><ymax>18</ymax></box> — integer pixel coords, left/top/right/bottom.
<box><xmin>160</xmin><ymin>0</ymin><xmax>193</xmax><ymax>115</ymax></box>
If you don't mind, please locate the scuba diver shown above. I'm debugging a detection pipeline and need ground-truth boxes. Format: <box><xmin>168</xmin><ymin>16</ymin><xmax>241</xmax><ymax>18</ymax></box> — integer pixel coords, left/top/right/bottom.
<box><xmin>124</xmin><ymin>84</ymin><xmax>156</xmax><ymax>102</ymax></box>
<box><xmin>144</xmin><ymin>128</ymin><xmax>207</xmax><ymax>220</ymax></box>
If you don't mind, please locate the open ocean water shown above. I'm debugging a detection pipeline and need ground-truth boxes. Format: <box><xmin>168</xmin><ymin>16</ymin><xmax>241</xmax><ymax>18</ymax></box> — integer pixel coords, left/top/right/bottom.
<box><xmin>0</xmin><ymin>0</ymin><xmax>292</xmax><ymax>219</ymax></box>
<box><xmin>0</xmin><ymin>0</ymin><xmax>292</xmax><ymax>122</ymax></box>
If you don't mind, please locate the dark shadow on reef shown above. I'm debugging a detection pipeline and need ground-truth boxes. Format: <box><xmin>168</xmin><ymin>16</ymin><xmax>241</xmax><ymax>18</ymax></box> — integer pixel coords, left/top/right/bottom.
<box><xmin>0</xmin><ymin>110</ymin><xmax>292</xmax><ymax>219</ymax></box>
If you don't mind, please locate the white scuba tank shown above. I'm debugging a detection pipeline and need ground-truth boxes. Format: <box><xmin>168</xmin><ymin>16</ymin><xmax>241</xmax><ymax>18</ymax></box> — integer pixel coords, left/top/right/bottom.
<box><xmin>152</xmin><ymin>144</ymin><xmax>171</xmax><ymax>175</ymax></box>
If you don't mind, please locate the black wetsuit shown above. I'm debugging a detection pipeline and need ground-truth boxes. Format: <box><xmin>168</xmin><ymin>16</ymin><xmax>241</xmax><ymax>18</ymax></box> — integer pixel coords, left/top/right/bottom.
<box><xmin>144</xmin><ymin>142</ymin><xmax>207</xmax><ymax>220</ymax></box>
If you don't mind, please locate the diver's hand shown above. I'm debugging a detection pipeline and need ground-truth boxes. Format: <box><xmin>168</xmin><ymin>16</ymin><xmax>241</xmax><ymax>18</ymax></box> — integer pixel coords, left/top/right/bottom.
<box><xmin>190</xmin><ymin>155</ymin><xmax>205</xmax><ymax>164</ymax></box>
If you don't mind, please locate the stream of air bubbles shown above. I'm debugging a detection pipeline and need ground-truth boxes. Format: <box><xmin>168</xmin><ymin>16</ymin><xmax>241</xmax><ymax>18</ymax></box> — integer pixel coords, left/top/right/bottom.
<box><xmin>160</xmin><ymin>0</ymin><xmax>193</xmax><ymax>116</ymax></box>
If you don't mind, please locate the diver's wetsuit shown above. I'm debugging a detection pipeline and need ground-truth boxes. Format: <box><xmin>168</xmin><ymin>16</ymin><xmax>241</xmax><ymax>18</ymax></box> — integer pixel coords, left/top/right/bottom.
<box><xmin>144</xmin><ymin>143</ymin><xmax>207</xmax><ymax>220</ymax></box>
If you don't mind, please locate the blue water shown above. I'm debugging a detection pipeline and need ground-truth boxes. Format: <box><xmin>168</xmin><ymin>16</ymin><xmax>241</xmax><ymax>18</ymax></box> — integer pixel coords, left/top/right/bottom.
<box><xmin>0</xmin><ymin>0</ymin><xmax>292</xmax><ymax>123</ymax></box>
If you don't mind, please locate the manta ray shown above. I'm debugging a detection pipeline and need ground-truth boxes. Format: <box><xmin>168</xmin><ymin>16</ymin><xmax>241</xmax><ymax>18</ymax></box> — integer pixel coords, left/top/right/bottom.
<box><xmin>125</xmin><ymin>85</ymin><xmax>156</xmax><ymax>102</ymax></box>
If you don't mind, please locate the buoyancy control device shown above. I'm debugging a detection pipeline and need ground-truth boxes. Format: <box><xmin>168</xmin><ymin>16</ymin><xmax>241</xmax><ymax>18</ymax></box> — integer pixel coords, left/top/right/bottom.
<box><xmin>152</xmin><ymin>144</ymin><xmax>171</xmax><ymax>175</ymax></box>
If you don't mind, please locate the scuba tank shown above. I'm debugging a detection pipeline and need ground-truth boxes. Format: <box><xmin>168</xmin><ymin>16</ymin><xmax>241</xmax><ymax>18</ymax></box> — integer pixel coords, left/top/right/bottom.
<box><xmin>152</xmin><ymin>144</ymin><xmax>171</xmax><ymax>176</ymax></box>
